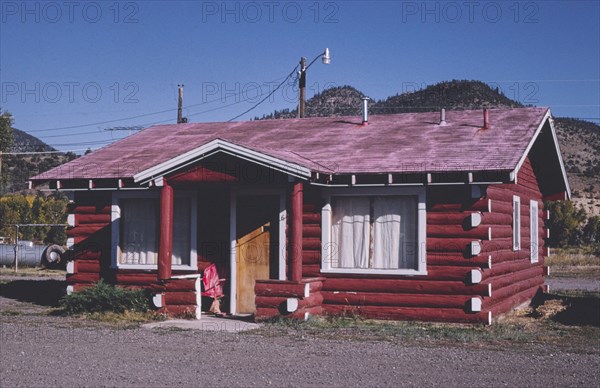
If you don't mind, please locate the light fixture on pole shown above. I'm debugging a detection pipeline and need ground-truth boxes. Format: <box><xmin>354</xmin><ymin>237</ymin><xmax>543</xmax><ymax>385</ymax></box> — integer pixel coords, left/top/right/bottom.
<box><xmin>298</xmin><ymin>48</ymin><xmax>331</xmax><ymax>118</ymax></box>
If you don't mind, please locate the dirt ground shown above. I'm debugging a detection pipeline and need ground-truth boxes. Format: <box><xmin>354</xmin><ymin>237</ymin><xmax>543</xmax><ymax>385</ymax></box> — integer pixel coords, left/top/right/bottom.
<box><xmin>1</xmin><ymin>274</ymin><xmax>599</xmax><ymax>387</ymax></box>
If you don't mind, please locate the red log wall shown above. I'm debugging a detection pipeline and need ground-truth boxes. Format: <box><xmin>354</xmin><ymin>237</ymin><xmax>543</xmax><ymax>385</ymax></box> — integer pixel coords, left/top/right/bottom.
<box><xmin>289</xmin><ymin>161</ymin><xmax>548</xmax><ymax>324</ymax></box>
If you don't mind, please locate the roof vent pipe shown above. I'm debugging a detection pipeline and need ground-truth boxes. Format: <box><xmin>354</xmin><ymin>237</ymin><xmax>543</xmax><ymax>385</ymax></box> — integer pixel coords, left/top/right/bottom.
<box><xmin>439</xmin><ymin>108</ymin><xmax>447</xmax><ymax>126</ymax></box>
<box><xmin>483</xmin><ymin>108</ymin><xmax>489</xmax><ymax>129</ymax></box>
<box><xmin>361</xmin><ymin>97</ymin><xmax>370</xmax><ymax>125</ymax></box>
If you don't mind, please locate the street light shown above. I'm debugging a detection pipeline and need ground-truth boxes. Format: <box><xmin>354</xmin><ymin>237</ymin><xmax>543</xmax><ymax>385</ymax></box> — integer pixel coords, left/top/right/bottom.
<box><xmin>299</xmin><ymin>48</ymin><xmax>331</xmax><ymax>118</ymax></box>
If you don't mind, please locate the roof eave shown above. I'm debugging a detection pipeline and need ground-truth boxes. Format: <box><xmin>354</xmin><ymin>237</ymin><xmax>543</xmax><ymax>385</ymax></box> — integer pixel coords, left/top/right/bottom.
<box><xmin>133</xmin><ymin>138</ymin><xmax>313</xmax><ymax>184</ymax></box>
<box><xmin>510</xmin><ymin>108</ymin><xmax>571</xmax><ymax>200</ymax></box>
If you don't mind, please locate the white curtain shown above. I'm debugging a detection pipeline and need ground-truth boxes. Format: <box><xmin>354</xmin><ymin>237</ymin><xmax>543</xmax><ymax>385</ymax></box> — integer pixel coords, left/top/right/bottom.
<box><xmin>331</xmin><ymin>197</ymin><xmax>370</xmax><ymax>268</ymax></box>
<box><xmin>120</xmin><ymin>199</ymin><xmax>158</xmax><ymax>265</ymax></box>
<box><xmin>373</xmin><ymin>196</ymin><xmax>417</xmax><ymax>269</ymax></box>
<box><xmin>172</xmin><ymin>198</ymin><xmax>191</xmax><ymax>266</ymax></box>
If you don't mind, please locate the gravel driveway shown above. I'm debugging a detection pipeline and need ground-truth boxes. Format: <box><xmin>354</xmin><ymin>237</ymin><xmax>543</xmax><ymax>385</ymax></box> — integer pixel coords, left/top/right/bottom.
<box><xmin>1</xmin><ymin>275</ymin><xmax>599</xmax><ymax>387</ymax></box>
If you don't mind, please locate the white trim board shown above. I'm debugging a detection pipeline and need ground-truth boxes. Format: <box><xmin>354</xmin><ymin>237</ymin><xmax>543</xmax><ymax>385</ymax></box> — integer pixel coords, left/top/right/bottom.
<box><xmin>511</xmin><ymin>109</ymin><xmax>571</xmax><ymax>199</ymax></box>
<box><xmin>133</xmin><ymin>139</ymin><xmax>312</xmax><ymax>184</ymax></box>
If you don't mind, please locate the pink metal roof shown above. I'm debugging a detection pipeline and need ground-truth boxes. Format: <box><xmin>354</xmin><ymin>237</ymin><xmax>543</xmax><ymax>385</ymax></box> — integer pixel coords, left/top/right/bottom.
<box><xmin>31</xmin><ymin>107</ymin><xmax>550</xmax><ymax>181</ymax></box>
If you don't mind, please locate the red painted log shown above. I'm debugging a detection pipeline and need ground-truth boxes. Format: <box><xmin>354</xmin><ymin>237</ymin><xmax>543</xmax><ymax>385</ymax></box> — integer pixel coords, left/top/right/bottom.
<box><xmin>116</xmin><ymin>272</ymin><xmax>157</xmax><ymax>285</ymax></box>
<box><xmin>322</xmin><ymin>278</ymin><xmax>490</xmax><ymax>296</ymax></box>
<box><xmin>490</xmin><ymin>249</ymin><xmax>535</xmax><ymax>264</ymax></box>
<box><xmin>66</xmin><ymin>224</ymin><xmax>107</xmax><ymax>238</ymax></box>
<box><xmin>480</xmin><ymin>212</ymin><xmax>513</xmax><ymax>225</ymax></box>
<box><xmin>302</xmin><ymin>225</ymin><xmax>321</xmax><ymax>238</ymax></box>
<box><xmin>487</xmin><ymin>266</ymin><xmax>544</xmax><ymax>291</ymax></box>
<box><xmin>487</xmin><ymin>185</ymin><xmax>542</xmax><ymax>202</ymax></box>
<box><xmin>543</xmin><ymin>191</ymin><xmax>568</xmax><ymax>201</ymax></box>
<box><xmin>321</xmin><ymin>291</ymin><xmax>474</xmax><ymax>309</ymax></box>
<box><xmin>427</xmin><ymin>254</ymin><xmax>491</xmax><ymax>268</ymax></box>
<box><xmin>70</xmin><ymin>249</ymin><xmax>102</xmax><ymax>260</ymax></box>
<box><xmin>164</xmin><ymin>279</ymin><xmax>198</xmax><ymax>292</ymax></box>
<box><xmin>427</xmin><ymin>212</ymin><xmax>471</xmax><ymax>225</ymax></box>
<box><xmin>70</xmin><ymin>205</ymin><xmax>111</xmax><ymax>214</ymax></box>
<box><xmin>164</xmin><ymin>292</ymin><xmax>198</xmax><ymax>305</ymax></box>
<box><xmin>290</xmin><ymin>182</ymin><xmax>303</xmax><ymax>282</ymax></box>
<box><xmin>158</xmin><ymin>183</ymin><xmax>174</xmax><ymax>281</ymax></box>
<box><xmin>483</xmin><ymin>275</ymin><xmax>543</xmax><ymax>307</ymax></box>
<box><xmin>427</xmin><ymin>238</ymin><xmax>480</xmax><ymax>252</ymax></box>
<box><xmin>490</xmin><ymin>201</ymin><xmax>513</xmax><ymax>215</ymax></box>
<box><xmin>255</xmin><ymin>282</ymin><xmax>308</xmax><ymax>298</ymax></box>
<box><xmin>490</xmin><ymin>225</ymin><xmax>514</xmax><ymax>239</ymax></box>
<box><xmin>302</xmin><ymin>213</ymin><xmax>321</xmax><ymax>224</ymax></box>
<box><xmin>75</xmin><ymin>260</ymin><xmax>101</xmax><ymax>273</ymax></box>
<box><xmin>255</xmin><ymin>307</ymin><xmax>280</xmax><ymax>320</ymax></box>
<box><xmin>74</xmin><ymin>213</ymin><xmax>111</xmax><ymax>225</ymax></box>
<box><xmin>302</xmin><ymin>203</ymin><xmax>319</xmax><ymax>212</ymax></box>
<box><xmin>256</xmin><ymin>293</ymin><xmax>323</xmax><ymax>309</ymax></box>
<box><xmin>66</xmin><ymin>272</ymin><xmax>100</xmax><ymax>284</ymax></box>
<box><xmin>488</xmin><ymin>285</ymin><xmax>541</xmax><ymax>318</ymax></box>
<box><xmin>323</xmin><ymin>305</ymin><xmax>490</xmax><ymax>324</ymax></box>
<box><xmin>302</xmin><ymin>250</ymin><xmax>321</xmax><ymax>264</ymax></box>
<box><xmin>302</xmin><ymin>238</ymin><xmax>321</xmax><ymax>250</ymax></box>
<box><xmin>483</xmin><ymin>259</ymin><xmax>541</xmax><ymax>279</ymax></box>
<box><xmin>427</xmin><ymin>225</ymin><xmax>491</xmax><ymax>240</ymax></box>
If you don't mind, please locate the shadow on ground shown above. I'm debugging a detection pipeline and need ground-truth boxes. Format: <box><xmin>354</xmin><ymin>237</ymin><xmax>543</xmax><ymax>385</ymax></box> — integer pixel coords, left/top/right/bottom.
<box><xmin>531</xmin><ymin>292</ymin><xmax>600</xmax><ymax>327</ymax></box>
<box><xmin>0</xmin><ymin>279</ymin><xmax>66</xmax><ymax>307</ymax></box>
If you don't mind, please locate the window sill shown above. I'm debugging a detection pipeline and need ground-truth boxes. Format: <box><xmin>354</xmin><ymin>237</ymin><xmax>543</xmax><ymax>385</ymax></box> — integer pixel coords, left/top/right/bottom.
<box><xmin>320</xmin><ymin>268</ymin><xmax>427</xmax><ymax>276</ymax></box>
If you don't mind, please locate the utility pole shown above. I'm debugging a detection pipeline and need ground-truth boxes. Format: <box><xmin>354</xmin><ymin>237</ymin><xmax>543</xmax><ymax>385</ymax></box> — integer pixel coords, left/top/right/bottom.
<box><xmin>177</xmin><ymin>84</ymin><xmax>184</xmax><ymax>124</ymax></box>
<box><xmin>298</xmin><ymin>58</ymin><xmax>307</xmax><ymax>118</ymax></box>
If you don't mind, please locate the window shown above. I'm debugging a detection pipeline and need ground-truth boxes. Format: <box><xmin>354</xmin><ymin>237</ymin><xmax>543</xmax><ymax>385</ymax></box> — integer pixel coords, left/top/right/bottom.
<box><xmin>111</xmin><ymin>191</ymin><xmax>197</xmax><ymax>269</ymax></box>
<box><xmin>321</xmin><ymin>187</ymin><xmax>426</xmax><ymax>275</ymax></box>
<box><xmin>513</xmin><ymin>195</ymin><xmax>521</xmax><ymax>251</ymax></box>
<box><xmin>530</xmin><ymin>200</ymin><xmax>539</xmax><ymax>263</ymax></box>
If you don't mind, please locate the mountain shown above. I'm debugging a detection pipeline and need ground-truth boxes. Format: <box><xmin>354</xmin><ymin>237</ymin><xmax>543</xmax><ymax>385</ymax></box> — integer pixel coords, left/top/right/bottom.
<box><xmin>261</xmin><ymin>80</ymin><xmax>598</xmax><ymax>214</ymax></box>
<box><xmin>372</xmin><ymin>80</ymin><xmax>524</xmax><ymax>114</ymax></box>
<box><xmin>1</xmin><ymin>128</ymin><xmax>76</xmax><ymax>194</ymax></box>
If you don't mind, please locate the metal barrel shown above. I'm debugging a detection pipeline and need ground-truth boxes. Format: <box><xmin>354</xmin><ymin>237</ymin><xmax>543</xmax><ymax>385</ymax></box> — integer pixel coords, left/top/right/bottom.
<box><xmin>0</xmin><ymin>243</ymin><xmax>47</xmax><ymax>267</ymax></box>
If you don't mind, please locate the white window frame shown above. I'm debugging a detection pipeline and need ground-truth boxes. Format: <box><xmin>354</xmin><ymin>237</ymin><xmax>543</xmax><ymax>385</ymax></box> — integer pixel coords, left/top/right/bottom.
<box><xmin>111</xmin><ymin>190</ymin><xmax>198</xmax><ymax>270</ymax></box>
<box><xmin>530</xmin><ymin>200</ymin><xmax>539</xmax><ymax>263</ymax></box>
<box><xmin>513</xmin><ymin>195</ymin><xmax>521</xmax><ymax>251</ymax></box>
<box><xmin>321</xmin><ymin>186</ymin><xmax>427</xmax><ymax>275</ymax></box>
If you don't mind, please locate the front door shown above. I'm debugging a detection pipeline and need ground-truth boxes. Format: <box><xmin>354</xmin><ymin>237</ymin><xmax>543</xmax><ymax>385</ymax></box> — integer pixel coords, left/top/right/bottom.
<box><xmin>236</xmin><ymin>195</ymin><xmax>279</xmax><ymax>314</ymax></box>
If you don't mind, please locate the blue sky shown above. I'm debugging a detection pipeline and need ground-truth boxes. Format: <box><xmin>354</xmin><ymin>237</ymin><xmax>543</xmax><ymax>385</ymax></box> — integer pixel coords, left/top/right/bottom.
<box><xmin>1</xmin><ymin>0</ymin><xmax>599</xmax><ymax>153</ymax></box>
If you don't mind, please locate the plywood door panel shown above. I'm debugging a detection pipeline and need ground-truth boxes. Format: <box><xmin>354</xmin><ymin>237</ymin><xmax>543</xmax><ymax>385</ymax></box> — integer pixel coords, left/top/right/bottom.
<box><xmin>237</xmin><ymin>222</ymin><xmax>271</xmax><ymax>314</ymax></box>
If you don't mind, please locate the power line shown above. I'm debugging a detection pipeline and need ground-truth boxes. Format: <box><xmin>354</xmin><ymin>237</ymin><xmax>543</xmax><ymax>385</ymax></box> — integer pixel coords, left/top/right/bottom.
<box><xmin>228</xmin><ymin>64</ymin><xmax>299</xmax><ymax>122</ymax></box>
<box><xmin>25</xmin><ymin>75</ymin><xmax>290</xmax><ymax>133</ymax></box>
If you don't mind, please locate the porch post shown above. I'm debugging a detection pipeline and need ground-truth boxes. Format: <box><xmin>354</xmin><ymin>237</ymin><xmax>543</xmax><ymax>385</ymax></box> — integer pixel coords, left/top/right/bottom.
<box><xmin>290</xmin><ymin>181</ymin><xmax>303</xmax><ymax>281</ymax></box>
<box><xmin>158</xmin><ymin>180</ymin><xmax>174</xmax><ymax>281</ymax></box>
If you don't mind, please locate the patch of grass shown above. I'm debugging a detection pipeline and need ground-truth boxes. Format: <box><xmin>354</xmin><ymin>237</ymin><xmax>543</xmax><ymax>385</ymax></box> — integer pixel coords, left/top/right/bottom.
<box><xmin>83</xmin><ymin>310</ymin><xmax>166</xmax><ymax>327</ymax></box>
<box><xmin>251</xmin><ymin>293</ymin><xmax>600</xmax><ymax>351</ymax></box>
<box><xmin>0</xmin><ymin>309</ymin><xmax>22</xmax><ymax>316</ymax></box>
<box><xmin>0</xmin><ymin>267</ymin><xmax>66</xmax><ymax>277</ymax></box>
<box><xmin>546</xmin><ymin>247</ymin><xmax>600</xmax><ymax>277</ymax></box>
<box><xmin>60</xmin><ymin>280</ymin><xmax>150</xmax><ymax>315</ymax></box>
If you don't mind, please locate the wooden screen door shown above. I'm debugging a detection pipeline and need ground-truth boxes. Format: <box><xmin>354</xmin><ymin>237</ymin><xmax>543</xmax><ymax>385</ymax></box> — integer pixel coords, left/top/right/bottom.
<box><xmin>236</xmin><ymin>195</ymin><xmax>279</xmax><ymax>314</ymax></box>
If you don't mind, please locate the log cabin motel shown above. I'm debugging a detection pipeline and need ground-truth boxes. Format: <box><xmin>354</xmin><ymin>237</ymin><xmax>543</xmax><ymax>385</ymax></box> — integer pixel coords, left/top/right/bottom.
<box><xmin>29</xmin><ymin>107</ymin><xmax>570</xmax><ymax>324</ymax></box>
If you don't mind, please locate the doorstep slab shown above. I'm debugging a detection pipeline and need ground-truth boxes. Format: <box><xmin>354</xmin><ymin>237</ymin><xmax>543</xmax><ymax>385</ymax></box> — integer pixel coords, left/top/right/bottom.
<box><xmin>142</xmin><ymin>315</ymin><xmax>261</xmax><ymax>332</ymax></box>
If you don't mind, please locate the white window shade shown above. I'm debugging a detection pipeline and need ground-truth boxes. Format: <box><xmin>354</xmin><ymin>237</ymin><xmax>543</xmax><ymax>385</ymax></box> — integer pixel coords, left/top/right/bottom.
<box><xmin>331</xmin><ymin>197</ymin><xmax>370</xmax><ymax>269</ymax></box>
<box><xmin>373</xmin><ymin>196</ymin><xmax>417</xmax><ymax>270</ymax></box>
<box><xmin>120</xmin><ymin>198</ymin><xmax>158</xmax><ymax>265</ymax></box>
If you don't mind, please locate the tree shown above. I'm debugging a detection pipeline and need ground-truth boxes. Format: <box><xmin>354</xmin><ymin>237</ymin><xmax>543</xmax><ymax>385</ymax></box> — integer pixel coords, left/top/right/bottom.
<box><xmin>545</xmin><ymin>201</ymin><xmax>587</xmax><ymax>247</ymax></box>
<box><xmin>582</xmin><ymin>215</ymin><xmax>600</xmax><ymax>245</ymax></box>
<box><xmin>0</xmin><ymin>110</ymin><xmax>13</xmax><ymax>153</ymax></box>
